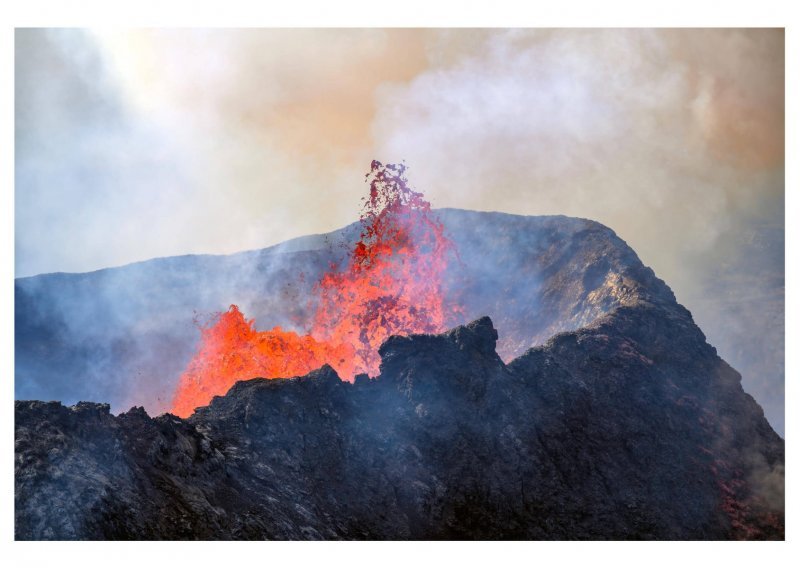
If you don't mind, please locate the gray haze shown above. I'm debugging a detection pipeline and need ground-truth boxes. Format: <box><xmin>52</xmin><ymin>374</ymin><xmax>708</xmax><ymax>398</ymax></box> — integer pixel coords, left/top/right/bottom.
<box><xmin>15</xmin><ymin>29</ymin><xmax>784</xmax><ymax>433</ymax></box>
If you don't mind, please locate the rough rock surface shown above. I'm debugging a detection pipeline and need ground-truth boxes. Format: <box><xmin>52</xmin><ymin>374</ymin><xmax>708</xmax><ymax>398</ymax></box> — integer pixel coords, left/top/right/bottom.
<box><xmin>16</xmin><ymin>299</ymin><xmax>784</xmax><ymax>539</ymax></box>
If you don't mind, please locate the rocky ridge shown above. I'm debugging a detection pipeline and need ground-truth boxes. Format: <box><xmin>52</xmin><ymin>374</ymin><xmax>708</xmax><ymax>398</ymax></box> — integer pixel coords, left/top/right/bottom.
<box><xmin>15</xmin><ymin>295</ymin><xmax>784</xmax><ymax>539</ymax></box>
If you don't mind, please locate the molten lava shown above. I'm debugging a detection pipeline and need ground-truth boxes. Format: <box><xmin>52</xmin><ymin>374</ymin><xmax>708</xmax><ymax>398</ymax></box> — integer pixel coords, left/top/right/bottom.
<box><xmin>170</xmin><ymin>161</ymin><xmax>457</xmax><ymax>417</ymax></box>
<box><xmin>169</xmin><ymin>306</ymin><xmax>356</xmax><ymax>418</ymax></box>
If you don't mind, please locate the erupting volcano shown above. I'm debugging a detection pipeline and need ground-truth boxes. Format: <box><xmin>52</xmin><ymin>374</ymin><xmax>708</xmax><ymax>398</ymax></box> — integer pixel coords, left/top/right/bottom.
<box><xmin>16</xmin><ymin>167</ymin><xmax>786</xmax><ymax>540</ymax></box>
<box><xmin>170</xmin><ymin>161</ymin><xmax>459</xmax><ymax>417</ymax></box>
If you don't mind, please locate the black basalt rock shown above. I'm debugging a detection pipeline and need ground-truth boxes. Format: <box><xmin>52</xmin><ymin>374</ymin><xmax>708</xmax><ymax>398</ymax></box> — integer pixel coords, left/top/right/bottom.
<box><xmin>15</xmin><ymin>299</ymin><xmax>784</xmax><ymax>539</ymax></box>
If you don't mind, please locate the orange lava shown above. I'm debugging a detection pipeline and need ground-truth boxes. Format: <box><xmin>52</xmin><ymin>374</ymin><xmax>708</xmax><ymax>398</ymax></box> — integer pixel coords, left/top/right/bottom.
<box><xmin>170</xmin><ymin>161</ymin><xmax>457</xmax><ymax>417</ymax></box>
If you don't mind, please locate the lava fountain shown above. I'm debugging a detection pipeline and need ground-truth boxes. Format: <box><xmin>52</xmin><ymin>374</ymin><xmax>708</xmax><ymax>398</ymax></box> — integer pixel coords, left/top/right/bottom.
<box><xmin>170</xmin><ymin>161</ymin><xmax>459</xmax><ymax>417</ymax></box>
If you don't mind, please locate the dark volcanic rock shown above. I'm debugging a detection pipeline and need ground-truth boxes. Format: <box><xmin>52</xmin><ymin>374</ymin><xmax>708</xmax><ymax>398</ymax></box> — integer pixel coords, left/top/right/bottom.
<box><xmin>15</xmin><ymin>301</ymin><xmax>784</xmax><ymax>539</ymax></box>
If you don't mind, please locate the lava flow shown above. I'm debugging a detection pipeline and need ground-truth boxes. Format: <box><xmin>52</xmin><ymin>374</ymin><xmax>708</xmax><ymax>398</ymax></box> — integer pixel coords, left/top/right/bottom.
<box><xmin>170</xmin><ymin>161</ymin><xmax>458</xmax><ymax>417</ymax></box>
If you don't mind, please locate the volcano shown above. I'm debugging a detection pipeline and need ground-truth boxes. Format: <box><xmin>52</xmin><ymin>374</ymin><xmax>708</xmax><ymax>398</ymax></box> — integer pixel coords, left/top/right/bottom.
<box><xmin>14</xmin><ymin>168</ymin><xmax>784</xmax><ymax>539</ymax></box>
<box><xmin>15</xmin><ymin>208</ymin><xmax>685</xmax><ymax>417</ymax></box>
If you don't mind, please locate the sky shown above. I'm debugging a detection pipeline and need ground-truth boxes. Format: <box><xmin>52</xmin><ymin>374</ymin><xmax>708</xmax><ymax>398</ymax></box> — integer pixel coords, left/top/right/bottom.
<box><xmin>16</xmin><ymin>29</ymin><xmax>784</xmax><ymax>278</ymax></box>
<box><xmin>14</xmin><ymin>28</ymin><xmax>784</xmax><ymax>431</ymax></box>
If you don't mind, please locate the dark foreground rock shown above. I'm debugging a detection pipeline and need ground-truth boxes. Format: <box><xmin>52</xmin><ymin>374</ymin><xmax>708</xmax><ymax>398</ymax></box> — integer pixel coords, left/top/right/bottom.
<box><xmin>15</xmin><ymin>301</ymin><xmax>784</xmax><ymax>540</ymax></box>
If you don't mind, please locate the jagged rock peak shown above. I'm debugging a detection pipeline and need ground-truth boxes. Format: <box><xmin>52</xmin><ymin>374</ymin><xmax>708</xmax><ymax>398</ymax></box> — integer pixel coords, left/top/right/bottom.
<box><xmin>120</xmin><ymin>406</ymin><xmax>150</xmax><ymax>419</ymax></box>
<box><xmin>445</xmin><ymin>315</ymin><xmax>499</xmax><ymax>354</ymax></box>
<box><xmin>378</xmin><ymin>316</ymin><xmax>499</xmax><ymax>361</ymax></box>
<box><xmin>69</xmin><ymin>401</ymin><xmax>111</xmax><ymax>414</ymax></box>
<box><xmin>302</xmin><ymin>363</ymin><xmax>341</xmax><ymax>384</ymax></box>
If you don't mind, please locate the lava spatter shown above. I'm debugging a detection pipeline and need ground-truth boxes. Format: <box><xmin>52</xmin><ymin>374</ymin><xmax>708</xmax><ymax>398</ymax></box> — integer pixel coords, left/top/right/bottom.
<box><xmin>170</xmin><ymin>161</ymin><xmax>458</xmax><ymax>417</ymax></box>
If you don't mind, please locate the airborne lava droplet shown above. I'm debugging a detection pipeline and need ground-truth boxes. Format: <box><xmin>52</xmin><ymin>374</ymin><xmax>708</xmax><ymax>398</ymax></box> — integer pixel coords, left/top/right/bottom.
<box><xmin>170</xmin><ymin>161</ymin><xmax>460</xmax><ymax>417</ymax></box>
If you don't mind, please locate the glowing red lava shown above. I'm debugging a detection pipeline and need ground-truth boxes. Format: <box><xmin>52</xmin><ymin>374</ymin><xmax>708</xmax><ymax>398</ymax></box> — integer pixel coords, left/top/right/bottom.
<box><xmin>170</xmin><ymin>161</ymin><xmax>458</xmax><ymax>417</ymax></box>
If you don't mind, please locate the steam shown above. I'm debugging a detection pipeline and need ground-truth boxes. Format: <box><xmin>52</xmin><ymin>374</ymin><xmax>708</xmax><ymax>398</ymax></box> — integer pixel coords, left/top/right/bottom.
<box><xmin>15</xmin><ymin>29</ymin><xmax>194</xmax><ymax>278</ymax></box>
<box><xmin>15</xmin><ymin>28</ymin><xmax>784</xmax><ymax>434</ymax></box>
<box><xmin>170</xmin><ymin>161</ymin><xmax>458</xmax><ymax>416</ymax></box>
<box><xmin>370</xmin><ymin>29</ymin><xmax>785</xmax><ymax>434</ymax></box>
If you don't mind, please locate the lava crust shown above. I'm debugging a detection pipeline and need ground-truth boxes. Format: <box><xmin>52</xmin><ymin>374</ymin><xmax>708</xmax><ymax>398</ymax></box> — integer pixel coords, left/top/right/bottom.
<box><xmin>15</xmin><ymin>301</ymin><xmax>784</xmax><ymax>539</ymax></box>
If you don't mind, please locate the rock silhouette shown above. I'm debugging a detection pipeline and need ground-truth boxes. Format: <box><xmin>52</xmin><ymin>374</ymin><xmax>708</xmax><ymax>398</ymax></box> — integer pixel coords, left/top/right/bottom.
<box><xmin>15</xmin><ymin>305</ymin><xmax>783</xmax><ymax>539</ymax></box>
